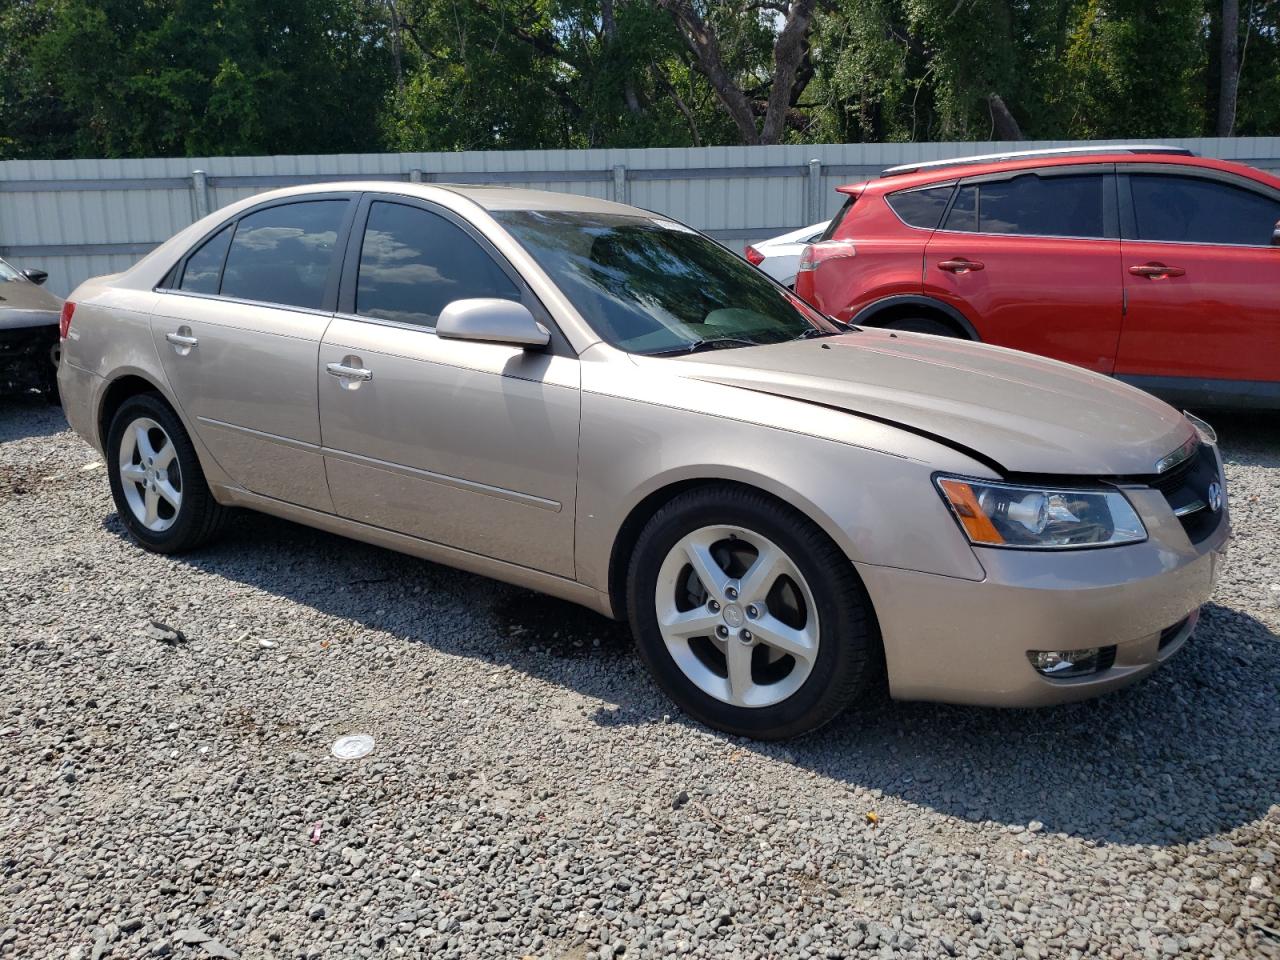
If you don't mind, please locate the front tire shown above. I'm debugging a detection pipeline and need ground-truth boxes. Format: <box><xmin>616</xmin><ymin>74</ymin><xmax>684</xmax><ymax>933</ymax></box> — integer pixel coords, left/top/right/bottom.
<box><xmin>106</xmin><ymin>393</ymin><xmax>226</xmax><ymax>553</ymax></box>
<box><xmin>627</xmin><ymin>486</ymin><xmax>880</xmax><ymax>740</ymax></box>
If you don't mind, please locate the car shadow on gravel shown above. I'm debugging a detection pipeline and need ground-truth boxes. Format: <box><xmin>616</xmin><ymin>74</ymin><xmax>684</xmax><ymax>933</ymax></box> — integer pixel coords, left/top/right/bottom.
<box><xmin>109</xmin><ymin>508</ymin><xmax>1277</xmax><ymax>850</ymax></box>
<box><xmin>0</xmin><ymin>395</ymin><xmax>67</xmax><ymax>442</ymax></box>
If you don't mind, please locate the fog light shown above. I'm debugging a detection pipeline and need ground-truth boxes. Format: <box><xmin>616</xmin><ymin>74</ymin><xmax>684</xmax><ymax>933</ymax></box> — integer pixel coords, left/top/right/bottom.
<box><xmin>1027</xmin><ymin>647</ymin><xmax>1109</xmax><ymax>679</ymax></box>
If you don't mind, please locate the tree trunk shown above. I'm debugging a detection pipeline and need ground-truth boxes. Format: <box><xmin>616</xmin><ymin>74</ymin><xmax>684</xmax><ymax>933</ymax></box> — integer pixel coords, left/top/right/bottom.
<box><xmin>602</xmin><ymin>0</ymin><xmax>643</xmax><ymax>115</ymax></box>
<box><xmin>657</xmin><ymin>0</ymin><xmax>817</xmax><ymax>146</ymax></box>
<box><xmin>987</xmin><ymin>94</ymin><xmax>1023</xmax><ymax>140</ymax></box>
<box><xmin>1217</xmin><ymin>0</ymin><xmax>1239</xmax><ymax>136</ymax></box>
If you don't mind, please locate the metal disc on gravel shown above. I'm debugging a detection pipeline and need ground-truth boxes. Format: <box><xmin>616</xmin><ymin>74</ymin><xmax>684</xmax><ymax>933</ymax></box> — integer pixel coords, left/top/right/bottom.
<box><xmin>330</xmin><ymin>734</ymin><xmax>375</xmax><ymax>760</ymax></box>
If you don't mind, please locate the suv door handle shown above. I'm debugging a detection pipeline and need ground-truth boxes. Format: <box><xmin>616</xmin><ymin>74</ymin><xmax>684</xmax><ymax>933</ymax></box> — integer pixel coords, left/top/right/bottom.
<box><xmin>1129</xmin><ymin>263</ymin><xmax>1185</xmax><ymax>279</ymax></box>
<box><xmin>938</xmin><ymin>258</ymin><xmax>985</xmax><ymax>273</ymax></box>
<box><xmin>326</xmin><ymin>361</ymin><xmax>373</xmax><ymax>382</ymax></box>
<box><xmin>165</xmin><ymin>332</ymin><xmax>198</xmax><ymax>347</ymax></box>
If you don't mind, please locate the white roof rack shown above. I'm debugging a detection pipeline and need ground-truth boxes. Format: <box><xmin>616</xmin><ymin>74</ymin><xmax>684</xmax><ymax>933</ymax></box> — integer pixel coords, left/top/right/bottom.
<box><xmin>880</xmin><ymin>145</ymin><xmax>1195</xmax><ymax>178</ymax></box>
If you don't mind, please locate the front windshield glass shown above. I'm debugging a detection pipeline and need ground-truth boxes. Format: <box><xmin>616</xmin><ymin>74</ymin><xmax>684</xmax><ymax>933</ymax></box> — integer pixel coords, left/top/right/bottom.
<box><xmin>493</xmin><ymin>210</ymin><xmax>839</xmax><ymax>355</ymax></box>
<box><xmin>0</xmin><ymin>259</ymin><xmax>21</xmax><ymax>281</ymax></box>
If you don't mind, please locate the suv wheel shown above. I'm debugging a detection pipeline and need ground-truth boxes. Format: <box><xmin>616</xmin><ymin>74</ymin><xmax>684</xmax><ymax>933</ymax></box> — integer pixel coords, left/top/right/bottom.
<box><xmin>106</xmin><ymin>393</ymin><xmax>227</xmax><ymax>553</ymax></box>
<box><xmin>627</xmin><ymin>486</ymin><xmax>879</xmax><ymax>739</ymax></box>
<box><xmin>882</xmin><ymin>316</ymin><xmax>960</xmax><ymax>337</ymax></box>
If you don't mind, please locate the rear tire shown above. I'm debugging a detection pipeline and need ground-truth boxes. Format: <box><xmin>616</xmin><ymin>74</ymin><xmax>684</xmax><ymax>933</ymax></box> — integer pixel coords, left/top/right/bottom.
<box><xmin>626</xmin><ymin>485</ymin><xmax>880</xmax><ymax>740</ymax></box>
<box><xmin>106</xmin><ymin>393</ymin><xmax>227</xmax><ymax>553</ymax></box>
<box><xmin>881</xmin><ymin>316</ymin><xmax>960</xmax><ymax>337</ymax></box>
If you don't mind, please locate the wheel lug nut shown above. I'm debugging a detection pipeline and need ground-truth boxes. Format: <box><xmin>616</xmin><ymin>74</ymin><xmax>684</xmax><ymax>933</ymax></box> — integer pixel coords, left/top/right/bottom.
<box><xmin>741</xmin><ymin>629</ymin><xmax>753</xmax><ymax>642</ymax></box>
<box><xmin>707</xmin><ymin>599</ymin><xmax>720</xmax><ymax>612</ymax></box>
<box><xmin>745</xmin><ymin>605</ymin><xmax>758</xmax><ymax>619</ymax></box>
<box><xmin>716</xmin><ymin>625</ymin><xmax>729</xmax><ymax>639</ymax></box>
<box><xmin>725</xmin><ymin>586</ymin><xmax>738</xmax><ymax>600</ymax></box>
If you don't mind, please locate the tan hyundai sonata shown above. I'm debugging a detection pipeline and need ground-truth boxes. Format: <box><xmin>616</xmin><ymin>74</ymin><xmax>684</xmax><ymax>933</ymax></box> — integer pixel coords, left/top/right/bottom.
<box><xmin>57</xmin><ymin>183</ymin><xmax>1229</xmax><ymax>739</ymax></box>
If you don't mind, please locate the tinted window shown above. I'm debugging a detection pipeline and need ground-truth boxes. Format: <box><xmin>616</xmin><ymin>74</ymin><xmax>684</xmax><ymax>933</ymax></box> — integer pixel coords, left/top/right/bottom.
<box><xmin>886</xmin><ymin>184</ymin><xmax>955</xmax><ymax>229</ymax></box>
<box><xmin>356</xmin><ymin>202</ymin><xmax>519</xmax><ymax>327</ymax></box>
<box><xmin>495</xmin><ymin>210</ymin><xmax>838</xmax><ymax>355</ymax></box>
<box><xmin>179</xmin><ymin>225</ymin><xmax>233</xmax><ymax>294</ymax></box>
<box><xmin>945</xmin><ymin>174</ymin><xmax>1104</xmax><ymax>238</ymax></box>
<box><xmin>220</xmin><ymin>200</ymin><xmax>347</xmax><ymax>309</ymax></box>
<box><xmin>819</xmin><ymin>197</ymin><xmax>855</xmax><ymax>240</ymax></box>
<box><xmin>1131</xmin><ymin>174</ymin><xmax>1280</xmax><ymax>245</ymax></box>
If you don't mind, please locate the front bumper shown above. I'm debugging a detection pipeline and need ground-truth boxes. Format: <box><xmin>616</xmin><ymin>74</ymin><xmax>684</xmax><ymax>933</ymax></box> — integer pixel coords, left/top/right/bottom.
<box><xmin>858</xmin><ymin>480</ymin><xmax>1230</xmax><ymax>707</ymax></box>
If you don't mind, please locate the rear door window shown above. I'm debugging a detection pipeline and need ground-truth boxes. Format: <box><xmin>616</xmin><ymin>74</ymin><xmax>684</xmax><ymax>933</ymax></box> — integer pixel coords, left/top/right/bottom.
<box><xmin>220</xmin><ymin>200</ymin><xmax>348</xmax><ymax>310</ymax></box>
<box><xmin>355</xmin><ymin>201</ymin><xmax>520</xmax><ymax>328</ymax></box>
<box><xmin>1130</xmin><ymin>174</ymin><xmax>1280</xmax><ymax>246</ymax></box>
<box><xmin>944</xmin><ymin>173</ymin><xmax>1105</xmax><ymax>238</ymax></box>
<box><xmin>886</xmin><ymin>183</ymin><xmax>955</xmax><ymax>229</ymax></box>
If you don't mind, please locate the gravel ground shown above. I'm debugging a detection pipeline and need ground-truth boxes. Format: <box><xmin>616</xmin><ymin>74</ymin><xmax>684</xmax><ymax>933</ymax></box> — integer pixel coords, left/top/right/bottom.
<box><xmin>1</xmin><ymin>396</ymin><xmax>1277</xmax><ymax>960</ymax></box>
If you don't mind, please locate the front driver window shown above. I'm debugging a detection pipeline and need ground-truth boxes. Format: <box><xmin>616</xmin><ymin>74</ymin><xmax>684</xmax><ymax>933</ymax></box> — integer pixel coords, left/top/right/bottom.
<box><xmin>1131</xmin><ymin>174</ymin><xmax>1280</xmax><ymax>246</ymax></box>
<box><xmin>355</xmin><ymin>201</ymin><xmax>520</xmax><ymax>328</ymax></box>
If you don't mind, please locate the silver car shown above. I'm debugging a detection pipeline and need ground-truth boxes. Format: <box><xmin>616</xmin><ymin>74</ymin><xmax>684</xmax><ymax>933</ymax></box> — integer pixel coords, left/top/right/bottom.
<box><xmin>57</xmin><ymin>183</ymin><xmax>1229</xmax><ymax>739</ymax></box>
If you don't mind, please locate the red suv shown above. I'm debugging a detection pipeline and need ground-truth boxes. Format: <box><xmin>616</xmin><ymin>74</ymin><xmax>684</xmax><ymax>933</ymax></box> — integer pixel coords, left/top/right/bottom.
<box><xmin>796</xmin><ymin>146</ymin><xmax>1280</xmax><ymax>408</ymax></box>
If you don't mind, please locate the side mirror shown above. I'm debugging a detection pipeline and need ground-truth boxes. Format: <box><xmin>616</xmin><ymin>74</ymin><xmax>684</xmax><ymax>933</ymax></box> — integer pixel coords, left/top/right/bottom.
<box><xmin>22</xmin><ymin>268</ymin><xmax>48</xmax><ymax>286</ymax></box>
<box><xmin>436</xmin><ymin>298</ymin><xmax>549</xmax><ymax>349</ymax></box>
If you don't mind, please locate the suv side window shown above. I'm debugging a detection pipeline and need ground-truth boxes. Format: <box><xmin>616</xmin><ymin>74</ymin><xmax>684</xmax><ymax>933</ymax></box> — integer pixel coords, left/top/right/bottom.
<box><xmin>178</xmin><ymin>224</ymin><xmax>233</xmax><ymax>294</ymax></box>
<box><xmin>945</xmin><ymin>173</ymin><xmax>1105</xmax><ymax>239</ymax></box>
<box><xmin>886</xmin><ymin>184</ymin><xmax>955</xmax><ymax>229</ymax></box>
<box><xmin>355</xmin><ymin>201</ymin><xmax>520</xmax><ymax>328</ymax></box>
<box><xmin>220</xmin><ymin>200</ymin><xmax>348</xmax><ymax>310</ymax></box>
<box><xmin>1130</xmin><ymin>174</ymin><xmax>1280</xmax><ymax>246</ymax></box>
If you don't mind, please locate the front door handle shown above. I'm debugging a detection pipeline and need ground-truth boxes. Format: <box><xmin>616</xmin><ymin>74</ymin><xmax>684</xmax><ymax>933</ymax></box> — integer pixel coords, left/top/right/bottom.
<box><xmin>326</xmin><ymin>361</ymin><xmax>373</xmax><ymax>382</ymax></box>
<box><xmin>165</xmin><ymin>332</ymin><xmax>198</xmax><ymax>347</ymax></box>
<box><xmin>1129</xmin><ymin>263</ymin><xmax>1185</xmax><ymax>279</ymax></box>
<box><xmin>938</xmin><ymin>258</ymin><xmax>985</xmax><ymax>274</ymax></box>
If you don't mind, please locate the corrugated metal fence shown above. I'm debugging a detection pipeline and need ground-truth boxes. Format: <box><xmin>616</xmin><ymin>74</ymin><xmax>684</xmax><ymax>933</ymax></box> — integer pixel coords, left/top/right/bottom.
<box><xmin>2</xmin><ymin>137</ymin><xmax>1278</xmax><ymax>296</ymax></box>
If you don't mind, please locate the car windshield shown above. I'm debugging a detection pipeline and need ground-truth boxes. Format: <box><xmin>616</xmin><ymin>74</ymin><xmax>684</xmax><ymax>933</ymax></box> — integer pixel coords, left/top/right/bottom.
<box><xmin>493</xmin><ymin>210</ymin><xmax>839</xmax><ymax>355</ymax></box>
<box><xmin>0</xmin><ymin>259</ymin><xmax>21</xmax><ymax>281</ymax></box>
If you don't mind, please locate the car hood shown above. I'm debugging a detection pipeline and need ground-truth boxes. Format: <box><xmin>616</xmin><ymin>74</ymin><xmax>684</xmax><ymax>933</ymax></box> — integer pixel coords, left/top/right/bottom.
<box><xmin>0</xmin><ymin>279</ymin><xmax>62</xmax><ymax>329</ymax></box>
<box><xmin>671</xmin><ymin>330</ymin><xmax>1193</xmax><ymax>476</ymax></box>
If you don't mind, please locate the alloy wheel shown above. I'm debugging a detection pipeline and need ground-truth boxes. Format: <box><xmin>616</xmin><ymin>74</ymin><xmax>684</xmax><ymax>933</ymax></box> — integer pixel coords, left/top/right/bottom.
<box><xmin>117</xmin><ymin>417</ymin><xmax>183</xmax><ymax>532</ymax></box>
<box><xmin>654</xmin><ymin>524</ymin><xmax>819</xmax><ymax>708</ymax></box>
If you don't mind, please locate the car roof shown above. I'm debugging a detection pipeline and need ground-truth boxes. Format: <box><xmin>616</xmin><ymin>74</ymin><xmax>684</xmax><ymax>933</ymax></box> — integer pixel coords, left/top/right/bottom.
<box><xmin>846</xmin><ymin>152</ymin><xmax>1280</xmax><ymax>195</ymax></box>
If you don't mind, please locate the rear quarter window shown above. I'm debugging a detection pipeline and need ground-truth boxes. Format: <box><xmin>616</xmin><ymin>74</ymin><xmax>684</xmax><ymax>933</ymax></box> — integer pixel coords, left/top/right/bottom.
<box><xmin>886</xmin><ymin>183</ymin><xmax>956</xmax><ymax>229</ymax></box>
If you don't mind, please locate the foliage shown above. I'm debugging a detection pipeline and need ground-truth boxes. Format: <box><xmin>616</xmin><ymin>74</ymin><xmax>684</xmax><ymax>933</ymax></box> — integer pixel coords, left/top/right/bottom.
<box><xmin>1</xmin><ymin>0</ymin><xmax>1276</xmax><ymax>159</ymax></box>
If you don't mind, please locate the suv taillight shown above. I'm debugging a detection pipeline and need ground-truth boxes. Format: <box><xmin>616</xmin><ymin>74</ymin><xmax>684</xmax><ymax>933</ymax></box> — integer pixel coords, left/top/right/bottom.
<box><xmin>59</xmin><ymin>301</ymin><xmax>76</xmax><ymax>339</ymax></box>
<box><xmin>797</xmin><ymin>241</ymin><xmax>856</xmax><ymax>273</ymax></box>
<box><xmin>744</xmin><ymin>245</ymin><xmax>765</xmax><ymax>266</ymax></box>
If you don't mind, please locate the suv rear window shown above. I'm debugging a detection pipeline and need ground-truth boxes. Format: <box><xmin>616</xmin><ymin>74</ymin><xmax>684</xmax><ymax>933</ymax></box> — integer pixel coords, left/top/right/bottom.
<box><xmin>945</xmin><ymin>173</ymin><xmax>1105</xmax><ymax>239</ymax></box>
<box><xmin>1130</xmin><ymin>174</ymin><xmax>1280</xmax><ymax>246</ymax></box>
<box><xmin>886</xmin><ymin>184</ymin><xmax>955</xmax><ymax>229</ymax></box>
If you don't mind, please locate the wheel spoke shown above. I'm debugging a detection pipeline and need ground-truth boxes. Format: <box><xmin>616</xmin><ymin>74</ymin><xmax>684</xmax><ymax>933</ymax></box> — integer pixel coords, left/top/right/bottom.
<box><xmin>120</xmin><ymin>464</ymin><xmax>147</xmax><ymax>485</ymax></box>
<box><xmin>143</xmin><ymin>488</ymin><xmax>161</xmax><ymax>527</ymax></box>
<box><xmin>661</xmin><ymin>607</ymin><xmax>722</xmax><ymax>640</ymax></box>
<box><xmin>737</xmin><ymin>543</ymin><xmax>786</xmax><ymax>605</ymax></box>
<box><xmin>153</xmin><ymin>440</ymin><xmax>177</xmax><ymax>470</ymax></box>
<box><xmin>155</xmin><ymin>478</ymin><xmax>181</xmax><ymax>510</ymax></box>
<box><xmin>682</xmin><ymin>533</ymin><xmax>730</xmax><ymax>603</ymax></box>
<box><xmin>134</xmin><ymin>423</ymin><xmax>158</xmax><ymax>463</ymax></box>
<box><xmin>751</xmin><ymin>613</ymin><xmax>817</xmax><ymax>663</ymax></box>
<box><xmin>725</xmin><ymin>640</ymin><xmax>755</xmax><ymax>706</ymax></box>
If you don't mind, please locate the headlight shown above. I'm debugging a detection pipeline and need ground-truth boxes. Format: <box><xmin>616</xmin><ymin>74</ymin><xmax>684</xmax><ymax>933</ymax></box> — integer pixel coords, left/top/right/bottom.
<box><xmin>935</xmin><ymin>476</ymin><xmax>1146</xmax><ymax>549</ymax></box>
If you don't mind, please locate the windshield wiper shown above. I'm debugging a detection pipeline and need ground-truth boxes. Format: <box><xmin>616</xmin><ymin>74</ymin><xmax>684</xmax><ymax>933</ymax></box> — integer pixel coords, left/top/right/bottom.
<box><xmin>792</xmin><ymin>321</ymin><xmax>852</xmax><ymax>340</ymax></box>
<box><xmin>661</xmin><ymin>337</ymin><xmax>761</xmax><ymax>356</ymax></box>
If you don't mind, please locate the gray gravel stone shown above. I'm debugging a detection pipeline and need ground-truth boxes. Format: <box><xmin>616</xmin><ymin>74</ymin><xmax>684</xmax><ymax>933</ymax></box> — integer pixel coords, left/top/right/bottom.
<box><xmin>1</xmin><ymin>401</ymin><xmax>1277</xmax><ymax>960</ymax></box>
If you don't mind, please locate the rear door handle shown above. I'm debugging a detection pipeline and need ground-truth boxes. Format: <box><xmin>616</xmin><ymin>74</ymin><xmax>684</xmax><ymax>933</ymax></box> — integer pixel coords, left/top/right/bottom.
<box><xmin>165</xmin><ymin>332</ymin><xmax>198</xmax><ymax>347</ymax></box>
<box><xmin>938</xmin><ymin>258</ymin><xmax>985</xmax><ymax>273</ymax></box>
<box><xmin>1129</xmin><ymin>263</ymin><xmax>1185</xmax><ymax>278</ymax></box>
<box><xmin>326</xmin><ymin>362</ymin><xmax>373</xmax><ymax>382</ymax></box>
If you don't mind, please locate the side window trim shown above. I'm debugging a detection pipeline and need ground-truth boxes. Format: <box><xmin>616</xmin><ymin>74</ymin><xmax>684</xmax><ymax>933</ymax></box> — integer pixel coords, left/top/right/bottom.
<box><xmin>334</xmin><ymin>193</ymin><xmax>572</xmax><ymax>355</ymax></box>
<box><xmin>156</xmin><ymin>192</ymin><xmax>359</xmax><ymax>312</ymax></box>
<box><xmin>1117</xmin><ymin>166</ymin><xmax>1280</xmax><ymax>247</ymax></box>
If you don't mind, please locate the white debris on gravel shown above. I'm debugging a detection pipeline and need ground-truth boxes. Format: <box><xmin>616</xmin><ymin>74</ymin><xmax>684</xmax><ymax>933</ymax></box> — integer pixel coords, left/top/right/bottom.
<box><xmin>1</xmin><ymin>397</ymin><xmax>1277</xmax><ymax>960</ymax></box>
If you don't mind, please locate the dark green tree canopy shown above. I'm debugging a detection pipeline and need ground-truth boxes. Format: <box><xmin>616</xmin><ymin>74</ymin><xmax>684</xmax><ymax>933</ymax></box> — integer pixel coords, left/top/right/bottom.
<box><xmin>2</xmin><ymin>0</ymin><xmax>1276</xmax><ymax>160</ymax></box>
